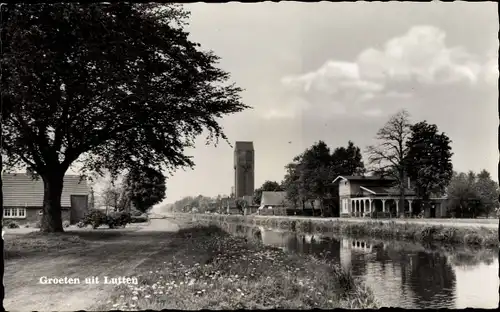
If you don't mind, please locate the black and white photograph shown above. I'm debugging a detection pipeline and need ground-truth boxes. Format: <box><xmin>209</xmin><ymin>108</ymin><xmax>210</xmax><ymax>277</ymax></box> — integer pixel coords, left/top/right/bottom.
<box><xmin>1</xmin><ymin>2</ymin><xmax>498</xmax><ymax>310</ymax></box>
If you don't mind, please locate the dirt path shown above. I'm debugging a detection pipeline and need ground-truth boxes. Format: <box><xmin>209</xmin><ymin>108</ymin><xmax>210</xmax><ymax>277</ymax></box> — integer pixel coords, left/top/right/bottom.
<box><xmin>3</xmin><ymin>219</ymin><xmax>182</xmax><ymax>311</ymax></box>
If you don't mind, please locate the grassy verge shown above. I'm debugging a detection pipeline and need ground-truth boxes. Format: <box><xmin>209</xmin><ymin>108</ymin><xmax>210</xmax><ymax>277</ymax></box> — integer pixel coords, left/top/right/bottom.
<box><xmin>4</xmin><ymin>232</ymin><xmax>89</xmax><ymax>259</ymax></box>
<box><xmin>3</xmin><ymin>229</ymin><xmax>137</xmax><ymax>260</ymax></box>
<box><xmin>95</xmin><ymin>225</ymin><xmax>378</xmax><ymax>310</ymax></box>
<box><xmin>177</xmin><ymin>214</ymin><xmax>498</xmax><ymax>249</ymax></box>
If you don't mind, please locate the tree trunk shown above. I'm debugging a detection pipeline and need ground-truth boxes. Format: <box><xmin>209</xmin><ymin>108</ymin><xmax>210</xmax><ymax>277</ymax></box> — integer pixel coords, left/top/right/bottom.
<box><xmin>399</xmin><ymin>171</ymin><xmax>405</xmax><ymax>218</ymax></box>
<box><xmin>40</xmin><ymin>172</ymin><xmax>65</xmax><ymax>233</ymax></box>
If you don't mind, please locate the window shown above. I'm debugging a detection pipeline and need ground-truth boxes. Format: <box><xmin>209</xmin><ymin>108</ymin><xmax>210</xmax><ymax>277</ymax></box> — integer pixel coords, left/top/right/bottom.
<box><xmin>3</xmin><ymin>208</ymin><xmax>27</xmax><ymax>219</ymax></box>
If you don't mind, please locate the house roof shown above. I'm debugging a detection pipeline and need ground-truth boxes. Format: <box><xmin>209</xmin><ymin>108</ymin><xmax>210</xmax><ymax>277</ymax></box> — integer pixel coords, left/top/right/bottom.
<box><xmin>2</xmin><ymin>173</ymin><xmax>90</xmax><ymax>207</ymax></box>
<box><xmin>333</xmin><ymin>175</ymin><xmax>396</xmax><ymax>184</ymax></box>
<box><xmin>360</xmin><ymin>186</ymin><xmax>416</xmax><ymax>196</ymax></box>
<box><xmin>260</xmin><ymin>191</ymin><xmax>287</xmax><ymax>206</ymax></box>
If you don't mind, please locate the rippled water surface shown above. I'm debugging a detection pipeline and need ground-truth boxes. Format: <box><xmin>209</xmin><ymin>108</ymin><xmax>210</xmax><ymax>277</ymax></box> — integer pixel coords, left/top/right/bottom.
<box><xmin>248</xmin><ymin>228</ymin><xmax>499</xmax><ymax>309</ymax></box>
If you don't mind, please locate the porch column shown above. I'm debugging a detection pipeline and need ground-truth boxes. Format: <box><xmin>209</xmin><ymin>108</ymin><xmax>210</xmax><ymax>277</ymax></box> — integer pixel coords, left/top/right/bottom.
<box><xmin>395</xmin><ymin>199</ymin><xmax>399</xmax><ymax>217</ymax></box>
<box><xmin>369</xmin><ymin>199</ymin><xmax>373</xmax><ymax>214</ymax></box>
<box><xmin>408</xmin><ymin>200</ymin><xmax>413</xmax><ymax>217</ymax></box>
<box><xmin>381</xmin><ymin>199</ymin><xmax>386</xmax><ymax>212</ymax></box>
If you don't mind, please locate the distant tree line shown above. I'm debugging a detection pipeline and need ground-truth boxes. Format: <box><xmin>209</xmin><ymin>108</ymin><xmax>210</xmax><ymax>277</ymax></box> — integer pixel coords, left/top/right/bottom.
<box><xmin>165</xmin><ymin>194</ymin><xmax>225</xmax><ymax>213</ymax></box>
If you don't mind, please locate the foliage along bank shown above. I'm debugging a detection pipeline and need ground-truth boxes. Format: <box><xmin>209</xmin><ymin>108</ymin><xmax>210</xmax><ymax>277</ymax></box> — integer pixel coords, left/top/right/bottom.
<box><xmin>171</xmin><ymin>213</ymin><xmax>498</xmax><ymax>249</ymax></box>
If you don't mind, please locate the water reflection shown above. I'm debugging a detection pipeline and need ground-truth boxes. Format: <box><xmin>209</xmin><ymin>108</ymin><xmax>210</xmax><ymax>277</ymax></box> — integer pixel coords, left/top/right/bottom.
<box><xmin>248</xmin><ymin>226</ymin><xmax>498</xmax><ymax>309</ymax></box>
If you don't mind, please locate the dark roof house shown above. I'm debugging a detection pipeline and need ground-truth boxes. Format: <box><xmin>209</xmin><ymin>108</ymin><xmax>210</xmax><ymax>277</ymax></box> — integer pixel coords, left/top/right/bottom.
<box><xmin>2</xmin><ymin>173</ymin><xmax>90</xmax><ymax>207</ymax></box>
<box><xmin>260</xmin><ymin>191</ymin><xmax>288</xmax><ymax>207</ymax></box>
<box><xmin>2</xmin><ymin>173</ymin><xmax>90</xmax><ymax>224</ymax></box>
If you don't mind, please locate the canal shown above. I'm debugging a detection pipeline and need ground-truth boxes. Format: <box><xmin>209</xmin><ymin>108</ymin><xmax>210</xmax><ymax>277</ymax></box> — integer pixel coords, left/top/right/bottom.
<box><xmin>249</xmin><ymin>227</ymin><xmax>498</xmax><ymax>309</ymax></box>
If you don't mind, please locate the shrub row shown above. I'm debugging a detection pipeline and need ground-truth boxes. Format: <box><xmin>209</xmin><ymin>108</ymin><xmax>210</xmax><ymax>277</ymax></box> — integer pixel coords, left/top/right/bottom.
<box><xmin>78</xmin><ymin>209</ymin><xmax>132</xmax><ymax>229</ymax></box>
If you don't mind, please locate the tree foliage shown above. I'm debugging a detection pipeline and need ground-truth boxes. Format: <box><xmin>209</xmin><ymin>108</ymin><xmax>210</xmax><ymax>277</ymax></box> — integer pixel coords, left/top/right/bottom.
<box><xmin>282</xmin><ymin>140</ymin><xmax>365</xmax><ymax>216</ymax></box>
<box><xmin>405</xmin><ymin>121</ymin><xmax>453</xmax><ymax>202</ymax></box>
<box><xmin>331</xmin><ymin>141</ymin><xmax>366</xmax><ymax>176</ymax></box>
<box><xmin>252</xmin><ymin>180</ymin><xmax>283</xmax><ymax>205</ymax></box>
<box><xmin>1</xmin><ymin>4</ymin><xmax>248</xmax><ymax>232</ymax></box>
<box><xmin>169</xmin><ymin>194</ymin><xmax>221</xmax><ymax>213</ymax></box>
<box><xmin>475</xmin><ymin>170</ymin><xmax>499</xmax><ymax>215</ymax></box>
<box><xmin>124</xmin><ymin>166</ymin><xmax>166</xmax><ymax>213</ymax></box>
<box><xmin>447</xmin><ymin>170</ymin><xmax>499</xmax><ymax>217</ymax></box>
<box><xmin>98</xmin><ymin>178</ymin><xmax>129</xmax><ymax>211</ymax></box>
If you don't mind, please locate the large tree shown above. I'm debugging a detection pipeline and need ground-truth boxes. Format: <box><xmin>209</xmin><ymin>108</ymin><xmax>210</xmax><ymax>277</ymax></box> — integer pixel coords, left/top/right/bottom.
<box><xmin>447</xmin><ymin>171</ymin><xmax>481</xmax><ymax>218</ymax></box>
<box><xmin>252</xmin><ymin>180</ymin><xmax>283</xmax><ymax>205</ymax></box>
<box><xmin>331</xmin><ymin>141</ymin><xmax>365</xmax><ymax>176</ymax></box>
<box><xmin>366</xmin><ymin>110</ymin><xmax>412</xmax><ymax>215</ymax></box>
<box><xmin>282</xmin><ymin>161</ymin><xmax>301</xmax><ymax>209</ymax></box>
<box><xmin>475</xmin><ymin>169</ymin><xmax>499</xmax><ymax>217</ymax></box>
<box><xmin>1</xmin><ymin>4</ymin><xmax>248</xmax><ymax>232</ymax></box>
<box><xmin>405</xmin><ymin>121</ymin><xmax>453</xmax><ymax>207</ymax></box>
<box><xmin>299</xmin><ymin>141</ymin><xmax>333</xmax><ymax>216</ymax></box>
<box><xmin>124</xmin><ymin>166</ymin><xmax>167</xmax><ymax>213</ymax></box>
<box><xmin>282</xmin><ymin>141</ymin><xmax>365</xmax><ymax>217</ymax></box>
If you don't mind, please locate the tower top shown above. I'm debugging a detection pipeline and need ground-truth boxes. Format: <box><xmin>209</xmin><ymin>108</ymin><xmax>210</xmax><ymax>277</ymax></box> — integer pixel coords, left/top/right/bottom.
<box><xmin>234</xmin><ymin>141</ymin><xmax>254</xmax><ymax>151</ymax></box>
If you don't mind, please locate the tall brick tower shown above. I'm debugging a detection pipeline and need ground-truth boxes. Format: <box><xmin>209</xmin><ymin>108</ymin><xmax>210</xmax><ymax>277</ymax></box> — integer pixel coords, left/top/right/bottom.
<box><xmin>234</xmin><ymin>141</ymin><xmax>255</xmax><ymax>199</ymax></box>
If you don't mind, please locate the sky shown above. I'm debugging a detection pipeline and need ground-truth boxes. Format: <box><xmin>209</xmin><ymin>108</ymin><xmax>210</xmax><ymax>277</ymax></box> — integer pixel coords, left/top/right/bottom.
<box><xmin>72</xmin><ymin>2</ymin><xmax>499</xmax><ymax>207</ymax></box>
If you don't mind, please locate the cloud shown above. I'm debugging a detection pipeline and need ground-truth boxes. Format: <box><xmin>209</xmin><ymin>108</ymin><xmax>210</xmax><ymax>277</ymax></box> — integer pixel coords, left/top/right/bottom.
<box><xmin>275</xmin><ymin>25</ymin><xmax>494</xmax><ymax>119</ymax></box>
<box><xmin>358</xmin><ymin>26</ymin><xmax>484</xmax><ymax>85</ymax></box>
<box><xmin>481</xmin><ymin>54</ymin><xmax>499</xmax><ymax>85</ymax></box>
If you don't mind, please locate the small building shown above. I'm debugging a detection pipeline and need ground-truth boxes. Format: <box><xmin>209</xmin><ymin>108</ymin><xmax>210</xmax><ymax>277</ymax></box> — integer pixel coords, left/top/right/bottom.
<box><xmin>333</xmin><ymin>175</ymin><xmax>448</xmax><ymax>218</ymax></box>
<box><xmin>2</xmin><ymin>173</ymin><xmax>90</xmax><ymax>225</ymax></box>
<box><xmin>258</xmin><ymin>191</ymin><xmax>288</xmax><ymax>215</ymax></box>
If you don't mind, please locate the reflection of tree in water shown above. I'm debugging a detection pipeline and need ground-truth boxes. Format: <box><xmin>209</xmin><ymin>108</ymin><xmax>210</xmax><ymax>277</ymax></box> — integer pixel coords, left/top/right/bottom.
<box><xmin>284</xmin><ymin>235</ymin><xmax>347</xmax><ymax>268</ymax></box>
<box><xmin>409</xmin><ymin>252</ymin><xmax>456</xmax><ymax>308</ymax></box>
<box><xmin>446</xmin><ymin>249</ymin><xmax>498</xmax><ymax>268</ymax></box>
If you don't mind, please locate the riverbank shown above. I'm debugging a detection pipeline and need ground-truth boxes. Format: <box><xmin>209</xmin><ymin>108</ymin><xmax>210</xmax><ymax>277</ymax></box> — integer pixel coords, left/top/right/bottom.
<box><xmin>96</xmin><ymin>223</ymin><xmax>378</xmax><ymax>310</ymax></box>
<box><xmin>168</xmin><ymin>213</ymin><xmax>498</xmax><ymax>249</ymax></box>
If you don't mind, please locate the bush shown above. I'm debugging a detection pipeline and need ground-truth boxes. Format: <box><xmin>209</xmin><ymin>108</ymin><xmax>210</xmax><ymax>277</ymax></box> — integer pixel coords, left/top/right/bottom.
<box><xmin>63</xmin><ymin>220</ymin><xmax>71</xmax><ymax>228</ymax></box>
<box><xmin>130</xmin><ymin>210</ymin><xmax>143</xmax><ymax>217</ymax></box>
<box><xmin>130</xmin><ymin>214</ymin><xmax>148</xmax><ymax>223</ymax></box>
<box><xmin>82</xmin><ymin>209</ymin><xmax>107</xmax><ymax>229</ymax></box>
<box><xmin>106</xmin><ymin>211</ymin><xmax>132</xmax><ymax>228</ymax></box>
<box><xmin>76</xmin><ymin>221</ymin><xmax>86</xmax><ymax>228</ymax></box>
<box><xmin>4</xmin><ymin>220</ymin><xmax>20</xmax><ymax>229</ymax></box>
